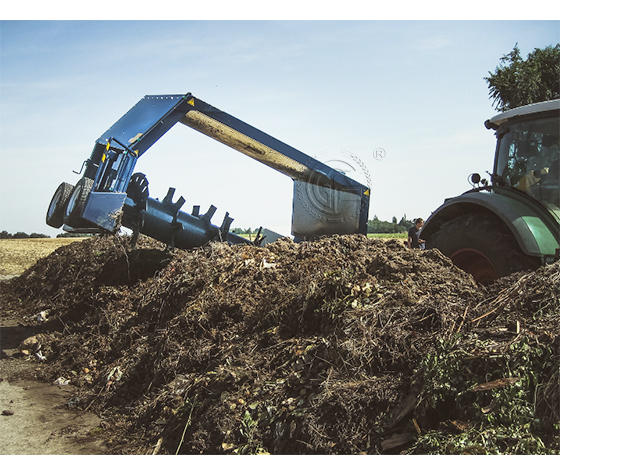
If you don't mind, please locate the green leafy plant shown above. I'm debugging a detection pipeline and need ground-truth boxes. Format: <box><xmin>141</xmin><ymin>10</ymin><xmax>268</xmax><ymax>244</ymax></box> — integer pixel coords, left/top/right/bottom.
<box><xmin>485</xmin><ymin>44</ymin><xmax>560</xmax><ymax>111</ymax></box>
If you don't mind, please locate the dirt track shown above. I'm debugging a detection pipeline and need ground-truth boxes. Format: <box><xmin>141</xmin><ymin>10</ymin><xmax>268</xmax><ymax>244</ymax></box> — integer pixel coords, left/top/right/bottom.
<box><xmin>0</xmin><ymin>317</ymin><xmax>106</xmax><ymax>454</ymax></box>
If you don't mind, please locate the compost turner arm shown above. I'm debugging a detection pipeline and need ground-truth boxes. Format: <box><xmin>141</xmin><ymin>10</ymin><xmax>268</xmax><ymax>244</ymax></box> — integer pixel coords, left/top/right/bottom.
<box><xmin>48</xmin><ymin>92</ymin><xmax>369</xmax><ymax>248</ymax></box>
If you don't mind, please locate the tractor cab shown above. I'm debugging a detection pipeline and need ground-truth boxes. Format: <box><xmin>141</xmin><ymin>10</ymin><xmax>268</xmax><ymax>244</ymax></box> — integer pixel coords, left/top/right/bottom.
<box><xmin>487</xmin><ymin>100</ymin><xmax>560</xmax><ymax>210</ymax></box>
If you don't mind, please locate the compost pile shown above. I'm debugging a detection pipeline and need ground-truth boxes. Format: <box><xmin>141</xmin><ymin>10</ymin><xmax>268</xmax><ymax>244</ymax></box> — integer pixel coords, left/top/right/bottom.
<box><xmin>0</xmin><ymin>235</ymin><xmax>559</xmax><ymax>454</ymax></box>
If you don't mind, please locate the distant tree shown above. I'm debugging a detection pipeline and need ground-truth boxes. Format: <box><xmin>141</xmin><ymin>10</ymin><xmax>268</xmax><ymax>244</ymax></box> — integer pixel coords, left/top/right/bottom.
<box><xmin>231</xmin><ymin>227</ymin><xmax>262</xmax><ymax>237</ymax></box>
<box><xmin>0</xmin><ymin>231</ymin><xmax>50</xmax><ymax>239</ymax></box>
<box><xmin>367</xmin><ymin>216</ymin><xmax>412</xmax><ymax>234</ymax></box>
<box><xmin>232</xmin><ymin>227</ymin><xmax>258</xmax><ymax>235</ymax></box>
<box><xmin>56</xmin><ymin>232</ymin><xmax>96</xmax><ymax>238</ymax></box>
<box><xmin>485</xmin><ymin>43</ymin><xmax>560</xmax><ymax>112</ymax></box>
<box><xmin>399</xmin><ymin>215</ymin><xmax>411</xmax><ymax>229</ymax></box>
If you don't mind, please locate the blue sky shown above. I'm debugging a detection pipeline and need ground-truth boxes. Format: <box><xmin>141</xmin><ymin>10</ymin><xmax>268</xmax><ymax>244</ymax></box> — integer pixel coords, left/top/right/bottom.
<box><xmin>0</xmin><ymin>20</ymin><xmax>560</xmax><ymax>235</ymax></box>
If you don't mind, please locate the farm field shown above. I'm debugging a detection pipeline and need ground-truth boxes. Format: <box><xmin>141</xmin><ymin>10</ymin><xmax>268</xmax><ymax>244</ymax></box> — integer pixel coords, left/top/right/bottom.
<box><xmin>0</xmin><ymin>238</ymin><xmax>85</xmax><ymax>277</ymax></box>
<box><xmin>368</xmin><ymin>232</ymin><xmax>408</xmax><ymax>239</ymax></box>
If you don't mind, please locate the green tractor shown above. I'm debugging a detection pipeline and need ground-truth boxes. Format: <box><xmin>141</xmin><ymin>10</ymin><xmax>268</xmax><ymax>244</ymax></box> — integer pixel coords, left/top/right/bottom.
<box><xmin>420</xmin><ymin>99</ymin><xmax>560</xmax><ymax>283</ymax></box>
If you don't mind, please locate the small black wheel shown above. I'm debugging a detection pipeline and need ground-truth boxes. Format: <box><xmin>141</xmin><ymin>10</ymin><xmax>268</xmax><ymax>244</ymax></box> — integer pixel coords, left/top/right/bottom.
<box><xmin>46</xmin><ymin>182</ymin><xmax>74</xmax><ymax>228</ymax></box>
<box><xmin>428</xmin><ymin>213</ymin><xmax>540</xmax><ymax>283</ymax></box>
<box><xmin>64</xmin><ymin>177</ymin><xmax>94</xmax><ymax>226</ymax></box>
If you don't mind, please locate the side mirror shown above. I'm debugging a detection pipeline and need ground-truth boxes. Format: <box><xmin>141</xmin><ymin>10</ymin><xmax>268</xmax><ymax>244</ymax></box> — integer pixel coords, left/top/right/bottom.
<box><xmin>470</xmin><ymin>173</ymin><xmax>481</xmax><ymax>184</ymax></box>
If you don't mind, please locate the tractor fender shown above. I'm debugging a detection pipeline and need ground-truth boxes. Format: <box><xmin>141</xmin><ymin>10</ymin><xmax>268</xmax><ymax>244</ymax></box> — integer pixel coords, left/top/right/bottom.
<box><xmin>420</xmin><ymin>191</ymin><xmax>559</xmax><ymax>258</ymax></box>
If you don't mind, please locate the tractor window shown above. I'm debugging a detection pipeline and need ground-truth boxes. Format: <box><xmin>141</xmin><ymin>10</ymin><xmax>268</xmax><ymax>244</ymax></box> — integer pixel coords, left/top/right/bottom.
<box><xmin>496</xmin><ymin>117</ymin><xmax>560</xmax><ymax>208</ymax></box>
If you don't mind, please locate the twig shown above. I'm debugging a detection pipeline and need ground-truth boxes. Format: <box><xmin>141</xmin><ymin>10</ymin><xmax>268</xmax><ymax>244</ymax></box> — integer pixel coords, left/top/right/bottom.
<box><xmin>471</xmin><ymin>308</ymin><xmax>496</xmax><ymax>323</ymax></box>
<box><xmin>314</xmin><ymin>354</ymin><xmax>334</xmax><ymax>367</ymax></box>
<box><xmin>449</xmin><ymin>305</ymin><xmax>469</xmax><ymax>337</ymax></box>
<box><xmin>152</xmin><ymin>437</ymin><xmax>164</xmax><ymax>455</ymax></box>
<box><xmin>473</xmin><ymin>294</ymin><xmax>498</xmax><ymax>310</ymax></box>
<box><xmin>309</xmin><ymin>423</ymin><xmax>331</xmax><ymax>440</ymax></box>
<box><xmin>411</xmin><ymin>418</ymin><xmax>422</xmax><ymax>436</ymax></box>
<box><xmin>457</xmin><ymin>311</ymin><xmax>468</xmax><ymax>334</ymax></box>
<box><xmin>113</xmin><ymin>233</ymin><xmax>131</xmax><ymax>283</ymax></box>
<box><xmin>85</xmin><ymin>381</ymin><xmax>108</xmax><ymax>411</ymax></box>
<box><xmin>417</xmin><ymin>313</ymin><xmax>431</xmax><ymax>322</ymax></box>
<box><xmin>296</xmin><ymin>439</ymin><xmax>315</xmax><ymax>450</ymax></box>
<box><xmin>175</xmin><ymin>395</ymin><xmax>197</xmax><ymax>455</ymax></box>
<box><xmin>55</xmin><ymin>314</ymin><xmax>70</xmax><ymax>334</ymax></box>
<box><xmin>448</xmin><ymin>318</ymin><xmax>456</xmax><ymax>336</ymax></box>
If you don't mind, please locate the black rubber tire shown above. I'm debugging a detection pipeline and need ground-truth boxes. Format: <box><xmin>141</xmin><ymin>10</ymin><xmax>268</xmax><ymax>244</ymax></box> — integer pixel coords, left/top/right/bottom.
<box><xmin>428</xmin><ymin>213</ymin><xmax>540</xmax><ymax>283</ymax></box>
<box><xmin>63</xmin><ymin>177</ymin><xmax>94</xmax><ymax>226</ymax></box>
<box><xmin>46</xmin><ymin>182</ymin><xmax>74</xmax><ymax>228</ymax></box>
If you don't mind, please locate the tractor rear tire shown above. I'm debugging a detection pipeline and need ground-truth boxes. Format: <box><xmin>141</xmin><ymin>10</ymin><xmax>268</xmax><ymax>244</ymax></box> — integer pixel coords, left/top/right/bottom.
<box><xmin>428</xmin><ymin>213</ymin><xmax>540</xmax><ymax>283</ymax></box>
<box><xmin>46</xmin><ymin>182</ymin><xmax>74</xmax><ymax>228</ymax></box>
<box><xmin>63</xmin><ymin>177</ymin><xmax>94</xmax><ymax>227</ymax></box>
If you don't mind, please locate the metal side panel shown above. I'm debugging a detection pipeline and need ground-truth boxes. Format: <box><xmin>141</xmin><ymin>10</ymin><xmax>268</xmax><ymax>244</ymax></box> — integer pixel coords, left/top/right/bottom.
<box><xmin>292</xmin><ymin>180</ymin><xmax>362</xmax><ymax>238</ymax></box>
<box><xmin>82</xmin><ymin>192</ymin><xmax>127</xmax><ymax>231</ymax></box>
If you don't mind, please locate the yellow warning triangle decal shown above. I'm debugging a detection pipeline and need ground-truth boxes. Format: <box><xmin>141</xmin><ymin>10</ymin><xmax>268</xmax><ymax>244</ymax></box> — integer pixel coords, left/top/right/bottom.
<box><xmin>187</xmin><ymin>98</ymin><xmax>195</xmax><ymax>106</ymax></box>
<box><xmin>364</xmin><ymin>189</ymin><xmax>370</xmax><ymax>196</ymax></box>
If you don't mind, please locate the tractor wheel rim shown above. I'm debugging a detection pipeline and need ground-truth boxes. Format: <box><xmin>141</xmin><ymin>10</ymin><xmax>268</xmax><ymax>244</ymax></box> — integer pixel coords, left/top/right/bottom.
<box><xmin>47</xmin><ymin>189</ymin><xmax>61</xmax><ymax>220</ymax></box>
<box><xmin>66</xmin><ymin>187</ymin><xmax>79</xmax><ymax>217</ymax></box>
<box><xmin>450</xmin><ymin>248</ymin><xmax>498</xmax><ymax>283</ymax></box>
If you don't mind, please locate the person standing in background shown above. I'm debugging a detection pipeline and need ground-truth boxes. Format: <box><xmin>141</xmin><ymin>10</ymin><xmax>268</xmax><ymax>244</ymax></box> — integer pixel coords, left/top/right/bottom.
<box><xmin>407</xmin><ymin>218</ymin><xmax>426</xmax><ymax>249</ymax></box>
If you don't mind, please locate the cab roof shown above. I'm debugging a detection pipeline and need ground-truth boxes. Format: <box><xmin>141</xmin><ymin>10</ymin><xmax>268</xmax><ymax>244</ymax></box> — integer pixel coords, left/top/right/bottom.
<box><xmin>485</xmin><ymin>99</ymin><xmax>560</xmax><ymax>129</ymax></box>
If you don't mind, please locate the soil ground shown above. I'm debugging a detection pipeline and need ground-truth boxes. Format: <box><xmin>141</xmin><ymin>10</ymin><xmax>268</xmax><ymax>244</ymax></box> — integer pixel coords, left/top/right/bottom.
<box><xmin>0</xmin><ymin>317</ymin><xmax>107</xmax><ymax>454</ymax></box>
<box><xmin>0</xmin><ymin>235</ymin><xmax>559</xmax><ymax>455</ymax></box>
